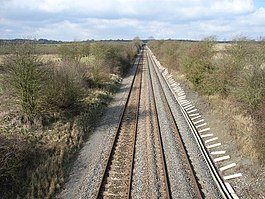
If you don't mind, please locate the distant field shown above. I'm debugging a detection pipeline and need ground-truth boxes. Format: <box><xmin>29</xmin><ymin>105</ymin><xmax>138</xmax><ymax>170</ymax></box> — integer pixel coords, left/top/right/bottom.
<box><xmin>41</xmin><ymin>54</ymin><xmax>61</xmax><ymax>62</ymax></box>
<box><xmin>213</xmin><ymin>43</ymin><xmax>230</xmax><ymax>51</ymax></box>
<box><xmin>0</xmin><ymin>43</ymin><xmax>61</xmax><ymax>55</ymax></box>
<box><xmin>0</xmin><ymin>54</ymin><xmax>61</xmax><ymax>64</ymax></box>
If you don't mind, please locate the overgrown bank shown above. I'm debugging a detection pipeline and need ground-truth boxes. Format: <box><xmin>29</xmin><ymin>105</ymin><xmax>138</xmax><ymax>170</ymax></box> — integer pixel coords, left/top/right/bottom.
<box><xmin>0</xmin><ymin>40</ymin><xmax>141</xmax><ymax>198</ymax></box>
<box><xmin>148</xmin><ymin>39</ymin><xmax>265</xmax><ymax>164</ymax></box>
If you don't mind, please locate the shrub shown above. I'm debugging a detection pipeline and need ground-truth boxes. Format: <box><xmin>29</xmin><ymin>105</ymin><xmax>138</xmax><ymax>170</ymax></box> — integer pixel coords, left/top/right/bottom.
<box><xmin>132</xmin><ymin>37</ymin><xmax>143</xmax><ymax>52</ymax></box>
<box><xmin>43</xmin><ymin>61</ymin><xmax>86</xmax><ymax>110</ymax></box>
<box><xmin>2</xmin><ymin>43</ymin><xmax>47</xmax><ymax>124</ymax></box>
<box><xmin>0</xmin><ymin>134</ymin><xmax>40</xmax><ymax>199</ymax></box>
<box><xmin>59</xmin><ymin>43</ymin><xmax>90</xmax><ymax>64</ymax></box>
<box><xmin>182</xmin><ymin>39</ymin><xmax>216</xmax><ymax>94</ymax></box>
<box><xmin>234</xmin><ymin>67</ymin><xmax>265</xmax><ymax>112</ymax></box>
<box><xmin>88</xmin><ymin>42</ymin><xmax>137</xmax><ymax>85</ymax></box>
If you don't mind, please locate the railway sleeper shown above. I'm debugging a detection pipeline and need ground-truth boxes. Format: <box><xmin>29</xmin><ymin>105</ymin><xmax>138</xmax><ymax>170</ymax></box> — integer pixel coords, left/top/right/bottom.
<box><xmin>102</xmin><ymin>186</ymin><xmax>128</xmax><ymax>195</ymax></box>
<box><xmin>109</xmin><ymin>164</ymin><xmax>130</xmax><ymax>171</ymax></box>
<box><xmin>108</xmin><ymin>172</ymin><xmax>129</xmax><ymax>179</ymax></box>
<box><xmin>115</xmin><ymin>139</ymin><xmax>133</xmax><ymax>146</ymax></box>
<box><xmin>105</xmin><ymin>176</ymin><xmax>129</xmax><ymax>184</ymax></box>
<box><xmin>111</xmin><ymin>151</ymin><xmax>132</xmax><ymax>158</ymax></box>
<box><xmin>102</xmin><ymin>191</ymin><xmax>128</xmax><ymax>198</ymax></box>
<box><xmin>112</xmin><ymin>152</ymin><xmax>131</xmax><ymax>158</ymax></box>
<box><xmin>114</xmin><ymin>143</ymin><xmax>133</xmax><ymax>150</ymax></box>
<box><xmin>104</xmin><ymin>182</ymin><xmax>128</xmax><ymax>189</ymax></box>
<box><xmin>110</xmin><ymin>159</ymin><xmax>131</xmax><ymax>166</ymax></box>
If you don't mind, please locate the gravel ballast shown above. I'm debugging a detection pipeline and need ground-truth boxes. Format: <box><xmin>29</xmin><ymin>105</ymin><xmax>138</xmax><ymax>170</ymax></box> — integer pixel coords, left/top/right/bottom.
<box><xmin>131</xmin><ymin>55</ymin><xmax>167</xmax><ymax>199</ymax></box>
<box><xmin>148</xmin><ymin>50</ymin><xmax>223</xmax><ymax>198</ymax></box>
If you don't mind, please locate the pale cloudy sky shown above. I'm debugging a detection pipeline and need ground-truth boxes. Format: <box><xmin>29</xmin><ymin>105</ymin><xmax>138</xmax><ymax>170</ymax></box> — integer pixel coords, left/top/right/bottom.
<box><xmin>0</xmin><ymin>0</ymin><xmax>264</xmax><ymax>41</ymax></box>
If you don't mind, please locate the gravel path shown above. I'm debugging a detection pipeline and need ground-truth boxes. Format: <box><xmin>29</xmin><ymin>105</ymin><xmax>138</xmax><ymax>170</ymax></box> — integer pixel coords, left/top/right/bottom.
<box><xmin>56</xmin><ymin>56</ymin><xmax>139</xmax><ymax>199</ymax></box>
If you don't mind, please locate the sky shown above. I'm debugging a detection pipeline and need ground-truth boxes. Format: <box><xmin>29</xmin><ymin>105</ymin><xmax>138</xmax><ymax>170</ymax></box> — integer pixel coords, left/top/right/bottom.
<box><xmin>0</xmin><ymin>0</ymin><xmax>265</xmax><ymax>41</ymax></box>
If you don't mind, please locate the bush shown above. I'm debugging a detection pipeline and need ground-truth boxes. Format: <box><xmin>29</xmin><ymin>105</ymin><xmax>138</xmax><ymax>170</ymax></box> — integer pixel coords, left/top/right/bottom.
<box><xmin>0</xmin><ymin>134</ymin><xmax>40</xmax><ymax>198</ymax></box>
<box><xmin>180</xmin><ymin>39</ymin><xmax>216</xmax><ymax>94</ymax></box>
<box><xmin>43</xmin><ymin>61</ymin><xmax>86</xmax><ymax>110</ymax></box>
<box><xmin>88</xmin><ymin>42</ymin><xmax>138</xmax><ymax>85</ymax></box>
<box><xmin>234</xmin><ymin>66</ymin><xmax>265</xmax><ymax>112</ymax></box>
<box><xmin>2</xmin><ymin>43</ymin><xmax>47</xmax><ymax>124</ymax></box>
<box><xmin>59</xmin><ymin>43</ymin><xmax>90</xmax><ymax>64</ymax></box>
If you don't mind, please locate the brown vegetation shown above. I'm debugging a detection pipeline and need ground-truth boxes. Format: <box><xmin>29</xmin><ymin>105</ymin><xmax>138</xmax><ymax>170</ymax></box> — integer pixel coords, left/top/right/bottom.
<box><xmin>148</xmin><ymin>38</ymin><xmax>265</xmax><ymax>164</ymax></box>
<box><xmin>0</xmin><ymin>40</ymin><xmax>140</xmax><ymax>198</ymax></box>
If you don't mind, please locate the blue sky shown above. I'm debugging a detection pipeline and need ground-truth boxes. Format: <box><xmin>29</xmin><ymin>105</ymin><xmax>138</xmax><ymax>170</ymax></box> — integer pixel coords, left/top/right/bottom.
<box><xmin>0</xmin><ymin>0</ymin><xmax>264</xmax><ymax>41</ymax></box>
<box><xmin>254</xmin><ymin>0</ymin><xmax>265</xmax><ymax>8</ymax></box>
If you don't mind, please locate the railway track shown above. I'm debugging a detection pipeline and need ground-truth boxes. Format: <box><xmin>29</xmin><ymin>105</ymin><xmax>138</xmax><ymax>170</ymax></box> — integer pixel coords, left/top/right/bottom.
<box><xmin>147</xmin><ymin>50</ymin><xmax>203</xmax><ymax>198</ymax></box>
<box><xmin>94</xmin><ymin>45</ymin><xmax>233</xmax><ymax>198</ymax></box>
<box><xmin>95</xmin><ymin>47</ymin><xmax>173</xmax><ymax>198</ymax></box>
<box><xmin>95</xmin><ymin>49</ymin><xmax>143</xmax><ymax>198</ymax></box>
<box><xmin>146</xmin><ymin>46</ymin><xmax>235</xmax><ymax>198</ymax></box>
<box><xmin>131</xmin><ymin>49</ymin><xmax>171</xmax><ymax>199</ymax></box>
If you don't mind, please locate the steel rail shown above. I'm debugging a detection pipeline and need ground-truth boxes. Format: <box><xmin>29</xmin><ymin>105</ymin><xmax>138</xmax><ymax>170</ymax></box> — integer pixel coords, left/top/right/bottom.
<box><xmin>147</xmin><ymin>51</ymin><xmax>204</xmax><ymax>199</ymax></box>
<box><xmin>147</xmin><ymin>46</ymin><xmax>233</xmax><ymax>199</ymax></box>
<box><xmin>95</xmin><ymin>49</ymin><xmax>143</xmax><ymax>199</ymax></box>
<box><xmin>127</xmin><ymin>50</ymin><xmax>143</xmax><ymax>199</ymax></box>
<box><xmin>146</xmin><ymin>50</ymin><xmax>172</xmax><ymax>199</ymax></box>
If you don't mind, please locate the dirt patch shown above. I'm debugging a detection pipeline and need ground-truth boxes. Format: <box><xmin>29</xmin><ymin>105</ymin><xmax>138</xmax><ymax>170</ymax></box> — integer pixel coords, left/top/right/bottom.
<box><xmin>172</xmin><ymin>70</ymin><xmax>265</xmax><ymax>199</ymax></box>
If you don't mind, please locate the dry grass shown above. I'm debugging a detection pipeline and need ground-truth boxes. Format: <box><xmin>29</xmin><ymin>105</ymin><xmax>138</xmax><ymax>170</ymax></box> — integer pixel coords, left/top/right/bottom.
<box><xmin>0</xmin><ymin>56</ymin><xmax>3</xmax><ymax>64</ymax></box>
<box><xmin>29</xmin><ymin>121</ymin><xmax>83</xmax><ymax>199</ymax></box>
<box><xmin>209</xmin><ymin>95</ymin><xmax>259</xmax><ymax>159</ymax></box>
<box><xmin>0</xmin><ymin>41</ymin><xmax>138</xmax><ymax>198</ymax></box>
<box><xmin>0</xmin><ymin>87</ymin><xmax>114</xmax><ymax>199</ymax></box>
<box><xmin>148</xmin><ymin>39</ymin><xmax>265</xmax><ymax>164</ymax></box>
<box><xmin>40</xmin><ymin>54</ymin><xmax>61</xmax><ymax>63</ymax></box>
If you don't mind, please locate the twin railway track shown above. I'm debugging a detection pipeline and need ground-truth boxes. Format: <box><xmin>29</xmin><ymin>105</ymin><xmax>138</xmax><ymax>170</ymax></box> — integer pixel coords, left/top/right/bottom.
<box><xmin>94</xmin><ymin>46</ymin><xmax>233</xmax><ymax>198</ymax></box>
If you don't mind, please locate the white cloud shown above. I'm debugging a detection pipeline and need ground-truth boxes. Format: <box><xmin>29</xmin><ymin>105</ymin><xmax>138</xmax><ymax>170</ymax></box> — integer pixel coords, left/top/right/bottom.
<box><xmin>0</xmin><ymin>0</ymin><xmax>264</xmax><ymax>40</ymax></box>
<box><xmin>210</xmin><ymin>0</ymin><xmax>254</xmax><ymax>13</ymax></box>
